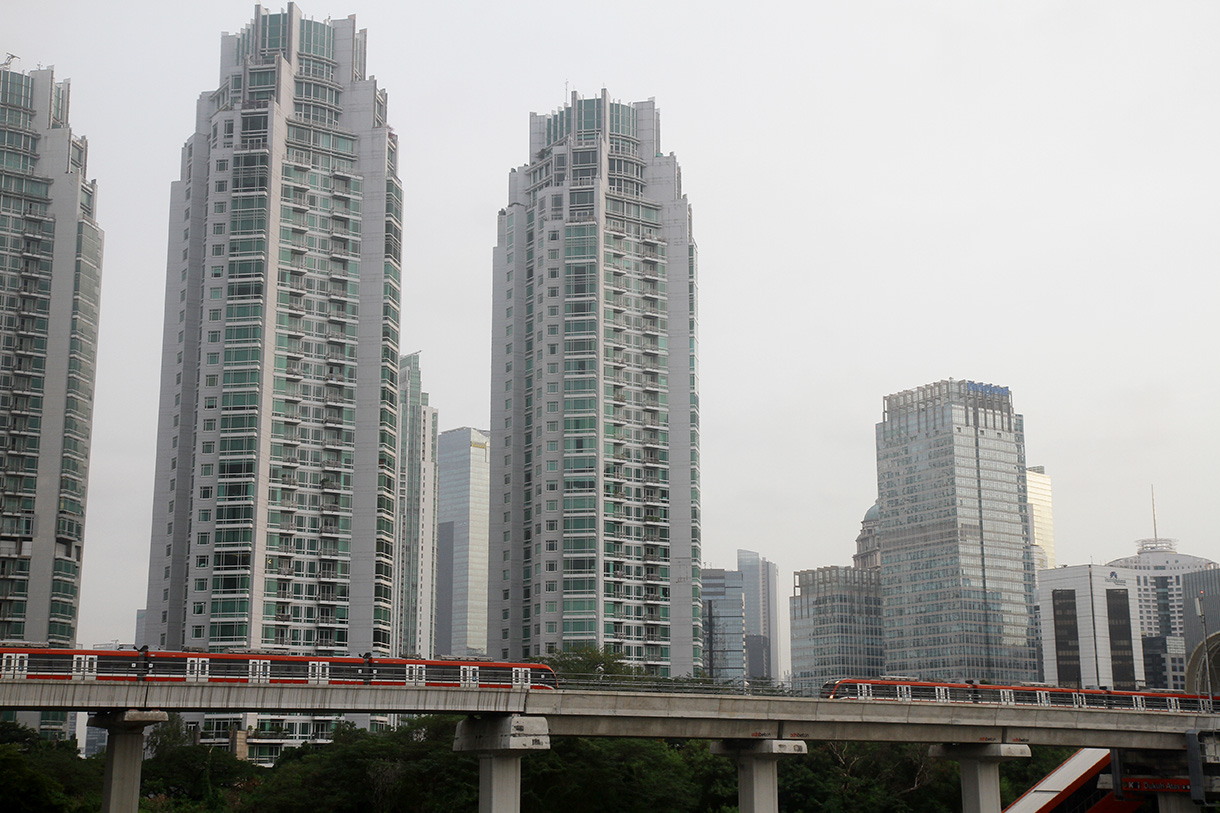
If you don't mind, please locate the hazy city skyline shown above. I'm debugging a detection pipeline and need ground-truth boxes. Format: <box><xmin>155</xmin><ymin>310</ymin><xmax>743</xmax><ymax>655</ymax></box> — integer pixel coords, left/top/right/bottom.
<box><xmin>7</xmin><ymin>3</ymin><xmax>1218</xmax><ymax>677</ymax></box>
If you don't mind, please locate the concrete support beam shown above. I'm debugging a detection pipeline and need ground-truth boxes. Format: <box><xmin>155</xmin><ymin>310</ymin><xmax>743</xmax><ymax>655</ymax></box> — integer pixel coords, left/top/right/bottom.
<box><xmin>1154</xmin><ymin>795</ymin><xmax>1199</xmax><ymax>813</ymax></box>
<box><xmin>930</xmin><ymin>743</ymin><xmax>1030</xmax><ymax>813</ymax></box>
<box><xmin>88</xmin><ymin>709</ymin><xmax>168</xmax><ymax>813</ymax></box>
<box><xmin>711</xmin><ymin>738</ymin><xmax>808</xmax><ymax>813</ymax></box>
<box><xmin>453</xmin><ymin>715</ymin><xmax>550</xmax><ymax>813</ymax></box>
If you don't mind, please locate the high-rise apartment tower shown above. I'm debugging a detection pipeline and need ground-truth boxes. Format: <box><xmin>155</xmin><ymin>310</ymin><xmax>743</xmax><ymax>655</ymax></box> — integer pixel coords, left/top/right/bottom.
<box><xmin>0</xmin><ymin>64</ymin><xmax>103</xmax><ymax>738</ymax></box>
<box><xmin>140</xmin><ymin>5</ymin><xmax>401</xmax><ymax>762</ymax></box>
<box><xmin>396</xmin><ymin>353</ymin><xmax>436</xmax><ymax>658</ymax></box>
<box><xmin>489</xmin><ymin>91</ymin><xmax>701</xmax><ymax>675</ymax></box>
<box><xmin>876</xmin><ymin>379</ymin><xmax>1038</xmax><ymax>683</ymax></box>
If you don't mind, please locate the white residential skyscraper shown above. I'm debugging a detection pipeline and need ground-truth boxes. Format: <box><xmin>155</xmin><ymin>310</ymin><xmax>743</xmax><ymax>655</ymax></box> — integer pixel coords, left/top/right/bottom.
<box><xmin>0</xmin><ymin>64</ymin><xmax>103</xmax><ymax>739</ymax></box>
<box><xmin>140</xmin><ymin>5</ymin><xmax>401</xmax><ymax>763</ymax></box>
<box><xmin>489</xmin><ymin>91</ymin><xmax>702</xmax><ymax>676</ymax></box>
<box><xmin>436</xmin><ymin>427</ymin><xmax>490</xmax><ymax>657</ymax></box>
<box><xmin>396</xmin><ymin>353</ymin><xmax>436</xmax><ymax>658</ymax></box>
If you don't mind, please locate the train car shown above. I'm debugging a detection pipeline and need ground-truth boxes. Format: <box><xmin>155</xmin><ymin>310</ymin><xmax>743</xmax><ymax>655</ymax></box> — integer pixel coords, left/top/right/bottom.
<box><xmin>0</xmin><ymin>645</ymin><xmax>557</xmax><ymax>690</ymax></box>
<box><xmin>819</xmin><ymin>677</ymin><xmax>1211</xmax><ymax>712</ymax></box>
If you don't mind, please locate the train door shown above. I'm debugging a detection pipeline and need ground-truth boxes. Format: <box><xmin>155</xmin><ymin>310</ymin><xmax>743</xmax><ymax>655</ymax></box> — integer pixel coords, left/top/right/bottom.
<box><xmin>935</xmin><ymin>686</ymin><xmax>950</xmax><ymax>703</ymax></box>
<box><xmin>72</xmin><ymin>654</ymin><xmax>98</xmax><ymax>681</ymax></box>
<box><xmin>999</xmin><ymin>689</ymin><xmax>1015</xmax><ymax>705</ymax></box>
<box><xmin>512</xmin><ymin>667</ymin><xmax>530</xmax><ymax>688</ymax></box>
<box><xmin>2</xmin><ymin>652</ymin><xmax>28</xmax><ymax>679</ymax></box>
<box><xmin>405</xmin><ymin>664</ymin><xmax>425</xmax><ymax>686</ymax></box>
<box><xmin>308</xmin><ymin>661</ymin><xmax>330</xmax><ymax>684</ymax></box>
<box><xmin>856</xmin><ymin>682</ymin><xmax>873</xmax><ymax>699</ymax></box>
<box><xmin>896</xmin><ymin>684</ymin><xmax>912</xmax><ymax>701</ymax></box>
<box><xmin>460</xmin><ymin>666</ymin><xmax>479</xmax><ymax>687</ymax></box>
<box><xmin>186</xmin><ymin>657</ymin><xmax>210</xmax><ymax>683</ymax></box>
<box><xmin>248</xmin><ymin>659</ymin><xmax>271</xmax><ymax>684</ymax></box>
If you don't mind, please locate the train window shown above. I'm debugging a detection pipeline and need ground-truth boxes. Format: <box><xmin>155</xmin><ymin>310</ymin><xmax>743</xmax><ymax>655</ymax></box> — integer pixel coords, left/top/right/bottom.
<box><xmin>210</xmin><ymin>658</ymin><xmax>247</xmax><ymax>680</ymax></box>
<box><xmin>269</xmin><ymin>660</ymin><xmax>308</xmax><ymax>683</ymax></box>
<box><xmin>152</xmin><ymin>656</ymin><xmax>189</xmax><ymax>680</ymax></box>
<box><xmin>26</xmin><ymin>652</ymin><xmax>63</xmax><ymax>676</ymax></box>
<box><xmin>873</xmin><ymin>683</ymin><xmax>898</xmax><ymax>700</ymax></box>
<box><xmin>481</xmin><ymin>666</ymin><xmax>511</xmax><ymax>686</ymax></box>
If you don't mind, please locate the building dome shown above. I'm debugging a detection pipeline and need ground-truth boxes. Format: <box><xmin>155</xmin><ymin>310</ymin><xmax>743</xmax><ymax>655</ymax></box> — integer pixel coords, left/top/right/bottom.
<box><xmin>863</xmin><ymin>502</ymin><xmax>880</xmax><ymax>524</ymax></box>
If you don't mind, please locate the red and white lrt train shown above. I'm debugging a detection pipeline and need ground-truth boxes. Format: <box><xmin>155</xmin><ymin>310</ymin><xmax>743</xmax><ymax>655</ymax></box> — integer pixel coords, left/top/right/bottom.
<box><xmin>0</xmin><ymin>645</ymin><xmax>558</xmax><ymax>690</ymax></box>
<box><xmin>820</xmin><ymin>677</ymin><xmax>1215</xmax><ymax>713</ymax></box>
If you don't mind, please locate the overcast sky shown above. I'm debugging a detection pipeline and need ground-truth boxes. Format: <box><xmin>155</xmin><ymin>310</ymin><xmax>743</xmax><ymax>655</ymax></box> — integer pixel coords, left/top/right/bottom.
<box><xmin>7</xmin><ymin>2</ymin><xmax>1219</xmax><ymax>669</ymax></box>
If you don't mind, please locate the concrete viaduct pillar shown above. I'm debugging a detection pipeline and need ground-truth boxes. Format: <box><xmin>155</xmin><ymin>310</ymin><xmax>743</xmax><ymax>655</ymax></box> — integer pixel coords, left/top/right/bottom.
<box><xmin>711</xmin><ymin>739</ymin><xmax>808</xmax><ymax>813</ymax></box>
<box><xmin>87</xmin><ymin>709</ymin><xmax>168</xmax><ymax>813</ymax></box>
<box><xmin>453</xmin><ymin>715</ymin><xmax>550</xmax><ymax>813</ymax></box>
<box><xmin>930</xmin><ymin>743</ymin><xmax>1030</xmax><ymax>813</ymax></box>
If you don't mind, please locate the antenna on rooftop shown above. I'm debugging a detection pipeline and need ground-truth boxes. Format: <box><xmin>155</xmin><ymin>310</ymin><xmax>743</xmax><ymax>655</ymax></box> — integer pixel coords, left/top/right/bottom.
<box><xmin>1</xmin><ymin>54</ymin><xmax>18</xmax><ymax>70</ymax></box>
<box><xmin>1151</xmin><ymin>484</ymin><xmax>1159</xmax><ymax>541</ymax></box>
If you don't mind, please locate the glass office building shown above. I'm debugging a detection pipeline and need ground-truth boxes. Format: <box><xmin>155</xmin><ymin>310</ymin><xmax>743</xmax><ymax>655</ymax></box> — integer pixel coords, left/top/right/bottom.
<box><xmin>876</xmin><ymin>379</ymin><xmax>1038</xmax><ymax>683</ymax></box>
<box><xmin>489</xmin><ymin>91</ymin><xmax>701</xmax><ymax>676</ymax></box>
<box><xmin>702</xmin><ymin>568</ymin><xmax>746</xmax><ymax>683</ymax></box>
<box><xmin>435</xmin><ymin>427</ymin><xmax>490</xmax><ymax>657</ymax></box>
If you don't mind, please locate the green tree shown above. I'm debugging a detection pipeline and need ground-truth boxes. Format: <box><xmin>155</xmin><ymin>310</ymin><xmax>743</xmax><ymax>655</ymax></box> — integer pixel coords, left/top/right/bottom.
<box><xmin>998</xmin><ymin>745</ymin><xmax>1076</xmax><ymax>807</ymax></box>
<box><xmin>141</xmin><ymin>743</ymin><xmax>257</xmax><ymax>805</ymax></box>
<box><xmin>677</xmin><ymin>739</ymin><xmax>739</xmax><ymax>813</ymax></box>
<box><xmin>0</xmin><ymin>721</ymin><xmax>104</xmax><ymax>811</ymax></box>
<box><xmin>244</xmin><ymin>715</ymin><xmax>478</xmax><ymax>813</ymax></box>
<box><xmin>145</xmin><ymin>712</ymin><xmax>194</xmax><ymax>758</ymax></box>
<box><xmin>522</xmin><ymin>737</ymin><xmax>697</xmax><ymax>813</ymax></box>
<box><xmin>778</xmin><ymin>741</ymin><xmax>959</xmax><ymax>813</ymax></box>
<box><xmin>540</xmin><ymin>645</ymin><xmax>643</xmax><ymax>680</ymax></box>
<box><xmin>0</xmin><ymin>744</ymin><xmax>72</xmax><ymax>813</ymax></box>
